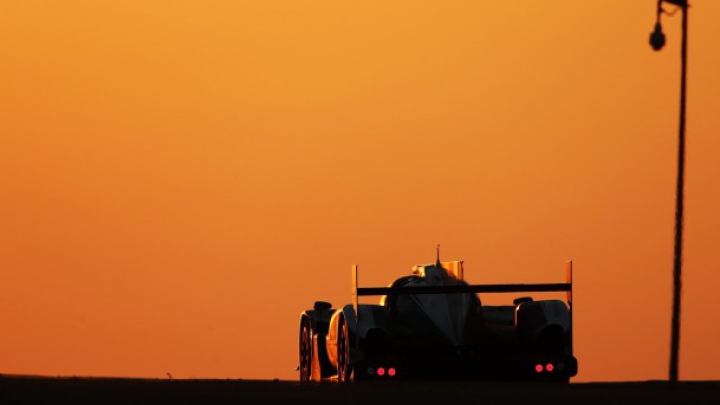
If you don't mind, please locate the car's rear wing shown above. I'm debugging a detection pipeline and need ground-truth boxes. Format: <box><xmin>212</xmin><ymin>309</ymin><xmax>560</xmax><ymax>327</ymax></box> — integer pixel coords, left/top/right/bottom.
<box><xmin>351</xmin><ymin>260</ymin><xmax>574</xmax><ymax>352</ymax></box>
<box><xmin>352</xmin><ymin>261</ymin><xmax>573</xmax><ymax>311</ymax></box>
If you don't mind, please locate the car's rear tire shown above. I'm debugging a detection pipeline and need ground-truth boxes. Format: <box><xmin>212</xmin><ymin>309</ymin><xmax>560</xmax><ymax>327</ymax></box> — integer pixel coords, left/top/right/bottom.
<box><xmin>299</xmin><ymin>317</ymin><xmax>313</xmax><ymax>381</ymax></box>
<box><xmin>337</xmin><ymin>317</ymin><xmax>353</xmax><ymax>382</ymax></box>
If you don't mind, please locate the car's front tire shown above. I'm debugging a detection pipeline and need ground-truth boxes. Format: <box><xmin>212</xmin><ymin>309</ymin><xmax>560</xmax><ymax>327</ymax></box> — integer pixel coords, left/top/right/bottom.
<box><xmin>337</xmin><ymin>316</ymin><xmax>353</xmax><ymax>382</ymax></box>
<box><xmin>299</xmin><ymin>317</ymin><xmax>313</xmax><ymax>381</ymax></box>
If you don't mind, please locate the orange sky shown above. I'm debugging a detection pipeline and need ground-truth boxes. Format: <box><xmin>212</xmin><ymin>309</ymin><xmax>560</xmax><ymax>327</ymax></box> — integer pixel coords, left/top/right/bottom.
<box><xmin>1</xmin><ymin>1</ymin><xmax>719</xmax><ymax>382</ymax></box>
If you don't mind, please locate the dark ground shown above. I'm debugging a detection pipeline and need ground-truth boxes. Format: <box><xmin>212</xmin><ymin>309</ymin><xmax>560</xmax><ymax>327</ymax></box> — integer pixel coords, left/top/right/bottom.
<box><xmin>1</xmin><ymin>375</ymin><xmax>718</xmax><ymax>405</ymax></box>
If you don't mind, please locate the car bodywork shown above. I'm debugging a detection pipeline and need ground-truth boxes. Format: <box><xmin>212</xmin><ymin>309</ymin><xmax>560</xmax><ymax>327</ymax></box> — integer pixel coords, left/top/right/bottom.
<box><xmin>299</xmin><ymin>260</ymin><xmax>577</xmax><ymax>381</ymax></box>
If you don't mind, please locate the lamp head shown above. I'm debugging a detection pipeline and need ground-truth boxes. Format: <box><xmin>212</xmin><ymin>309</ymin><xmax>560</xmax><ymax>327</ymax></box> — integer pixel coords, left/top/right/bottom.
<box><xmin>650</xmin><ymin>22</ymin><xmax>666</xmax><ymax>51</ymax></box>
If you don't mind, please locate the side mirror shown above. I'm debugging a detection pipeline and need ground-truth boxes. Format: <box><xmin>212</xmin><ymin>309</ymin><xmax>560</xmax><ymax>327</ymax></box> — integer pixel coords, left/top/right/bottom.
<box><xmin>513</xmin><ymin>296</ymin><xmax>534</xmax><ymax>306</ymax></box>
<box><xmin>313</xmin><ymin>301</ymin><xmax>332</xmax><ymax>311</ymax></box>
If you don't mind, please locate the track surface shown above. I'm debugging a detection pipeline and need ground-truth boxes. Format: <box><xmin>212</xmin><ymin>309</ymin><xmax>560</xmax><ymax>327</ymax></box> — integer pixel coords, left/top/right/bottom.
<box><xmin>1</xmin><ymin>376</ymin><xmax>718</xmax><ymax>405</ymax></box>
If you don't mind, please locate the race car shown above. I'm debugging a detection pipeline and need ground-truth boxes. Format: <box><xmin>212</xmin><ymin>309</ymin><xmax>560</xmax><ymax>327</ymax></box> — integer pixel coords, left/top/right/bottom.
<box><xmin>298</xmin><ymin>257</ymin><xmax>577</xmax><ymax>382</ymax></box>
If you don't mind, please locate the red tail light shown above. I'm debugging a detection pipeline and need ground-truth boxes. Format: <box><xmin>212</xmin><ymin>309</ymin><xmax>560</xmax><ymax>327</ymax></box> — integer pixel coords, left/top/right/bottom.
<box><xmin>376</xmin><ymin>367</ymin><xmax>386</xmax><ymax>377</ymax></box>
<box><xmin>535</xmin><ymin>364</ymin><xmax>544</xmax><ymax>373</ymax></box>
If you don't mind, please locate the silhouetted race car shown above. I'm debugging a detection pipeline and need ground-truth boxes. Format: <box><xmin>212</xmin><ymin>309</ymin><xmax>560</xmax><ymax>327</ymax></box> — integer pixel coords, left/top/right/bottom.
<box><xmin>298</xmin><ymin>257</ymin><xmax>577</xmax><ymax>382</ymax></box>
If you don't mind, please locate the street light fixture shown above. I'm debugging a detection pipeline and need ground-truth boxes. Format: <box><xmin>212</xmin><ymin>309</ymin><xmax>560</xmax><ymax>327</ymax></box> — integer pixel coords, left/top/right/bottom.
<box><xmin>650</xmin><ymin>22</ymin><xmax>666</xmax><ymax>51</ymax></box>
<box><xmin>649</xmin><ymin>0</ymin><xmax>688</xmax><ymax>383</ymax></box>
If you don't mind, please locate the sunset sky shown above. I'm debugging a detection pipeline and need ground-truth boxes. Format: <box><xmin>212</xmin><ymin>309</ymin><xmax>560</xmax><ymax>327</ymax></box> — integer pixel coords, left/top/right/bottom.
<box><xmin>1</xmin><ymin>1</ymin><xmax>719</xmax><ymax>382</ymax></box>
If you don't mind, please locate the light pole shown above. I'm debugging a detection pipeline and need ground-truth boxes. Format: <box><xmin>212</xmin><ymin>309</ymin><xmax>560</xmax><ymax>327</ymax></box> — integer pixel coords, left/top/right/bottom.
<box><xmin>649</xmin><ymin>0</ymin><xmax>688</xmax><ymax>383</ymax></box>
